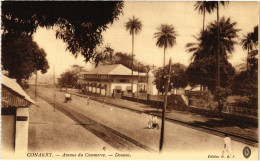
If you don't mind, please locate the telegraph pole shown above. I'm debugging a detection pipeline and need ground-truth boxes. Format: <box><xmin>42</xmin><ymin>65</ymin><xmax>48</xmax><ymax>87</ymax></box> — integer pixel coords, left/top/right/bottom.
<box><xmin>35</xmin><ymin>71</ymin><xmax>37</xmax><ymax>99</ymax></box>
<box><xmin>137</xmin><ymin>64</ymin><xmax>139</xmax><ymax>103</ymax></box>
<box><xmin>53</xmin><ymin>65</ymin><xmax>56</xmax><ymax>112</ymax></box>
<box><xmin>159</xmin><ymin>58</ymin><xmax>172</xmax><ymax>152</ymax></box>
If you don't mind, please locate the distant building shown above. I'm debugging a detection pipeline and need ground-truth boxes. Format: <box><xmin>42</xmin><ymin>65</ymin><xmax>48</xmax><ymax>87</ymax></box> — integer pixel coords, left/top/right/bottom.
<box><xmin>78</xmin><ymin>64</ymin><xmax>158</xmax><ymax>96</ymax></box>
<box><xmin>1</xmin><ymin>75</ymin><xmax>34</xmax><ymax>157</ymax></box>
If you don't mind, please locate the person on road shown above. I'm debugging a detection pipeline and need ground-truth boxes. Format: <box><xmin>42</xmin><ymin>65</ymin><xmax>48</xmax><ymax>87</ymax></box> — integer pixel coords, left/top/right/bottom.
<box><xmin>148</xmin><ymin>115</ymin><xmax>159</xmax><ymax>129</ymax></box>
<box><xmin>222</xmin><ymin>133</ymin><xmax>232</xmax><ymax>158</ymax></box>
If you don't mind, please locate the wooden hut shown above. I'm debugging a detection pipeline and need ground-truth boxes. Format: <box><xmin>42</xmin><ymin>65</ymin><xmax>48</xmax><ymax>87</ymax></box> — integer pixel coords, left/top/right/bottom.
<box><xmin>1</xmin><ymin>75</ymin><xmax>34</xmax><ymax>157</ymax></box>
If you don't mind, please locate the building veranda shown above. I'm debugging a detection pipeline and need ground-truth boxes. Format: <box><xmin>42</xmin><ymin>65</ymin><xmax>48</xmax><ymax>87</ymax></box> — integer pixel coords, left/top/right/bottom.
<box><xmin>78</xmin><ymin>64</ymin><xmax>158</xmax><ymax>97</ymax></box>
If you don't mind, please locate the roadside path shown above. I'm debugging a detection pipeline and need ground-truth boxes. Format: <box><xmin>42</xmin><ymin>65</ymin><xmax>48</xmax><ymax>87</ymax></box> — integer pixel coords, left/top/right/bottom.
<box><xmin>70</xmin><ymin>91</ymin><xmax>258</xmax><ymax>145</ymax></box>
<box><xmin>27</xmin><ymin>90</ymin><xmax>115</xmax><ymax>153</ymax></box>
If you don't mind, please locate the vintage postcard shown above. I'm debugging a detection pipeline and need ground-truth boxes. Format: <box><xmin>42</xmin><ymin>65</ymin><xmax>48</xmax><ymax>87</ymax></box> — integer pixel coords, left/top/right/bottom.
<box><xmin>1</xmin><ymin>1</ymin><xmax>259</xmax><ymax>160</ymax></box>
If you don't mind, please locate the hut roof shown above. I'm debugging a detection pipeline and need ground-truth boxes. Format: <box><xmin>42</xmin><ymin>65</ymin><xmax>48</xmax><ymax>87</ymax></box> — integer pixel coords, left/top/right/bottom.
<box><xmin>1</xmin><ymin>75</ymin><xmax>34</xmax><ymax>104</ymax></box>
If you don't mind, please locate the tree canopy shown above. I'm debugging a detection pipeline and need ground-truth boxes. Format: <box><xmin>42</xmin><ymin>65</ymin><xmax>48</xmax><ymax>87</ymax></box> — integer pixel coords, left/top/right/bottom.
<box><xmin>100</xmin><ymin>51</ymin><xmax>149</xmax><ymax>73</ymax></box>
<box><xmin>58</xmin><ymin>71</ymin><xmax>78</xmax><ymax>88</ymax></box>
<box><xmin>1</xmin><ymin>34</ymin><xmax>49</xmax><ymax>84</ymax></box>
<box><xmin>186</xmin><ymin>17</ymin><xmax>239</xmax><ymax>91</ymax></box>
<box><xmin>154</xmin><ymin>63</ymin><xmax>188</xmax><ymax>94</ymax></box>
<box><xmin>154</xmin><ymin>24</ymin><xmax>178</xmax><ymax>67</ymax></box>
<box><xmin>2</xmin><ymin>1</ymin><xmax>124</xmax><ymax>63</ymax></box>
<box><xmin>125</xmin><ymin>16</ymin><xmax>143</xmax><ymax>35</ymax></box>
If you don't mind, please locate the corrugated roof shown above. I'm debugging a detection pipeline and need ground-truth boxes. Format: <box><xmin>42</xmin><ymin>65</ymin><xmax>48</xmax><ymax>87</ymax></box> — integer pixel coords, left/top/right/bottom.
<box><xmin>1</xmin><ymin>75</ymin><xmax>35</xmax><ymax>104</ymax></box>
<box><xmin>86</xmin><ymin>64</ymin><xmax>146</xmax><ymax>76</ymax></box>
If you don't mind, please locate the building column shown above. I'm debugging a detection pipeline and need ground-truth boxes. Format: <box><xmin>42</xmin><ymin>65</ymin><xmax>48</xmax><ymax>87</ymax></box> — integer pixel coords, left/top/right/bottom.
<box><xmin>15</xmin><ymin>107</ymin><xmax>29</xmax><ymax>156</ymax></box>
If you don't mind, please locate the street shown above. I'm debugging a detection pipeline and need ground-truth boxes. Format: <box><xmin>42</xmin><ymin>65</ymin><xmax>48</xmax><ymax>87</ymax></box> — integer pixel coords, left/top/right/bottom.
<box><xmin>28</xmin><ymin>86</ymin><xmax>258</xmax><ymax>159</ymax></box>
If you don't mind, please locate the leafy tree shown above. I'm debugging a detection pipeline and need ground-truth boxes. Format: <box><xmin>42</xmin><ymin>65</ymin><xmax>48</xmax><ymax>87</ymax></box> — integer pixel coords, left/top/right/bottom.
<box><xmin>125</xmin><ymin>16</ymin><xmax>143</xmax><ymax>92</ymax></box>
<box><xmin>154</xmin><ymin>63</ymin><xmax>188</xmax><ymax>94</ymax></box>
<box><xmin>1</xmin><ymin>34</ymin><xmax>49</xmax><ymax>85</ymax></box>
<box><xmin>232</xmin><ymin>26</ymin><xmax>258</xmax><ymax>109</ymax></box>
<box><xmin>58</xmin><ymin>71</ymin><xmax>78</xmax><ymax>88</ymax></box>
<box><xmin>92</xmin><ymin>45</ymin><xmax>114</xmax><ymax>67</ymax></box>
<box><xmin>231</xmin><ymin>70</ymin><xmax>258</xmax><ymax>109</ymax></box>
<box><xmin>186</xmin><ymin>56</ymin><xmax>235</xmax><ymax>92</ymax></box>
<box><xmin>154</xmin><ymin>24</ymin><xmax>178</xmax><ymax>67</ymax></box>
<box><xmin>214</xmin><ymin>86</ymin><xmax>231</xmax><ymax>112</ymax></box>
<box><xmin>1</xmin><ymin>1</ymin><xmax>124</xmax><ymax>64</ymax></box>
<box><xmin>71</xmin><ymin>64</ymin><xmax>86</xmax><ymax>83</ymax></box>
<box><xmin>101</xmin><ymin>51</ymin><xmax>149</xmax><ymax>73</ymax></box>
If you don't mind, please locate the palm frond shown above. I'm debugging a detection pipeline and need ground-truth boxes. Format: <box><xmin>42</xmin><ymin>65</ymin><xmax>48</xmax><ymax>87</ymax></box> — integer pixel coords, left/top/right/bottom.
<box><xmin>125</xmin><ymin>16</ymin><xmax>143</xmax><ymax>35</ymax></box>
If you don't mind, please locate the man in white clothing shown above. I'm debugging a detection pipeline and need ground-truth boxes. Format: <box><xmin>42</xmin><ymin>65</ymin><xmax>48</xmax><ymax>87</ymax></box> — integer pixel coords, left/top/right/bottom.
<box><xmin>222</xmin><ymin>133</ymin><xmax>232</xmax><ymax>158</ymax></box>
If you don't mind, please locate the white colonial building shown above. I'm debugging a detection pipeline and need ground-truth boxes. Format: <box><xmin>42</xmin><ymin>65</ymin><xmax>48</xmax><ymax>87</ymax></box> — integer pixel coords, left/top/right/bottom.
<box><xmin>78</xmin><ymin>64</ymin><xmax>158</xmax><ymax>96</ymax></box>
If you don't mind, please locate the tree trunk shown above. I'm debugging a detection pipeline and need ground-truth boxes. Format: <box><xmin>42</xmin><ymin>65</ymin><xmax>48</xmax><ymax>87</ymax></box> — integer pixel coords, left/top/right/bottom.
<box><xmin>216</xmin><ymin>1</ymin><xmax>220</xmax><ymax>89</ymax></box>
<box><xmin>203</xmin><ymin>9</ymin><xmax>205</xmax><ymax>33</ymax></box>
<box><xmin>159</xmin><ymin>58</ymin><xmax>172</xmax><ymax>152</ymax></box>
<box><xmin>247</xmin><ymin>48</ymin><xmax>249</xmax><ymax>76</ymax></box>
<box><xmin>35</xmin><ymin>71</ymin><xmax>37</xmax><ymax>99</ymax></box>
<box><xmin>163</xmin><ymin>46</ymin><xmax>166</xmax><ymax>68</ymax></box>
<box><xmin>131</xmin><ymin>33</ymin><xmax>134</xmax><ymax>97</ymax></box>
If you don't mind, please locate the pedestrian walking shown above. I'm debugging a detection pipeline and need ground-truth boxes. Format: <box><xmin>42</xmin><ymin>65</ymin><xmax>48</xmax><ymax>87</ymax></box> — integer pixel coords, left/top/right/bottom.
<box><xmin>222</xmin><ymin>133</ymin><xmax>232</xmax><ymax>158</ymax></box>
<box><xmin>86</xmin><ymin>96</ymin><xmax>89</xmax><ymax>105</ymax></box>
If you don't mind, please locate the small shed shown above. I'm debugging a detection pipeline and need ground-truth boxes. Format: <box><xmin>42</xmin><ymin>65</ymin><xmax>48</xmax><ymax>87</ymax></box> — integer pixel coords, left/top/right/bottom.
<box><xmin>1</xmin><ymin>75</ymin><xmax>34</xmax><ymax>157</ymax></box>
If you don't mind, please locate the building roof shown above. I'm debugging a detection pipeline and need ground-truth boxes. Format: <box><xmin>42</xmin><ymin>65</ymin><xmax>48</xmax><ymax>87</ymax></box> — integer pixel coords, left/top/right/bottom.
<box><xmin>85</xmin><ymin>64</ymin><xmax>146</xmax><ymax>76</ymax></box>
<box><xmin>1</xmin><ymin>74</ymin><xmax>34</xmax><ymax>104</ymax></box>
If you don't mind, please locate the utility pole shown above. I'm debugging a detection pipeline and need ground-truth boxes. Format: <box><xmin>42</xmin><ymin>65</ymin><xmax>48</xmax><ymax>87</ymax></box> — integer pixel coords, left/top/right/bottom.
<box><xmin>159</xmin><ymin>58</ymin><xmax>172</xmax><ymax>152</ymax></box>
<box><xmin>216</xmin><ymin>1</ymin><xmax>220</xmax><ymax>89</ymax></box>
<box><xmin>137</xmin><ymin>64</ymin><xmax>139</xmax><ymax>103</ymax></box>
<box><xmin>53</xmin><ymin>66</ymin><xmax>56</xmax><ymax>112</ymax></box>
<box><xmin>131</xmin><ymin>33</ymin><xmax>134</xmax><ymax>98</ymax></box>
<box><xmin>35</xmin><ymin>71</ymin><xmax>37</xmax><ymax>99</ymax></box>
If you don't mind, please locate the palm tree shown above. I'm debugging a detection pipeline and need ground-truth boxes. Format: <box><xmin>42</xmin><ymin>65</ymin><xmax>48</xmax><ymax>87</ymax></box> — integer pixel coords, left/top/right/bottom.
<box><xmin>186</xmin><ymin>29</ymin><xmax>211</xmax><ymax>61</ymax></box>
<box><xmin>186</xmin><ymin>17</ymin><xmax>239</xmax><ymax>90</ymax></box>
<box><xmin>125</xmin><ymin>16</ymin><xmax>142</xmax><ymax>95</ymax></box>
<box><xmin>154</xmin><ymin>24</ymin><xmax>177</xmax><ymax>152</ymax></box>
<box><xmin>154</xmin><ymin>24</ymin><xmax>178</xmax><ymax>67</ymax></box>
<box><xmin>194</xmin><ymin>1</ymin><xmax>216</xmax><ymax>91</ymax></box>
<box><xmin>215</xmin><ymin>1</ymin><xmax>229</xmax><ymax>88</ymax></box>
<box><xmin>187</xmin><ymin>17</ymin><xmax>239</xmax><ymax>60</ymax></box>
<box><xmin>240</xmin><ymin>33</ymin><xmax>254</xmax><ymax>72</ymax></box>
<box><xmin>194</xmin><ymin>1</ymin><xmax>215</xmax><ymax>32</ymax></box>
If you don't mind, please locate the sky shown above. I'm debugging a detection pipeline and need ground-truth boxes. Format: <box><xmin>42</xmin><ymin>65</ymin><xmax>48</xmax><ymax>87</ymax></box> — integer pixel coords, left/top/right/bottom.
<box><xmin>33</xmin><ymin>1</ymin><xmax>259</xmax><ymax>79</ymax></box>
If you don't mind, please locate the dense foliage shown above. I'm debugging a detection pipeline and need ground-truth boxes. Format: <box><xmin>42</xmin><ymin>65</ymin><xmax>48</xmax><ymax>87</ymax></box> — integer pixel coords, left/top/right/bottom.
<box><xmin>2</xmin><ymin>1</ymin><xmax>124</xmax><ymax>64</ymax></box>
<box><xmin>58</xmin><ymin>71</ymin><xmax>78</xmax><ymax>88</ymax></box>
<box><xmin>1</xmin><ymin>34</ymin><xmax>49</xmax><ymax>85</ymax></box>
<box><xmin>98</xmin><ymin>48</ymin><xmax>149</xmax><ymax>73</ymax></box>
<box><xmin>154</xmin><ymin>63</ymin><xmax>188</xmax><ymax>94</ymax></box>
<box><xmin>186</xmin><ymin>17</ymin><xmax>238</xmax><ymax>91</ymax></box>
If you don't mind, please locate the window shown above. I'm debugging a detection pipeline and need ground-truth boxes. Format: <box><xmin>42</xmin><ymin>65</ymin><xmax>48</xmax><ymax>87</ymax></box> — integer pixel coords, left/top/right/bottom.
<box><xmin>119</xmin><ymin>79</ymin><xmax>126</xmax><ymax>83</ymax></box>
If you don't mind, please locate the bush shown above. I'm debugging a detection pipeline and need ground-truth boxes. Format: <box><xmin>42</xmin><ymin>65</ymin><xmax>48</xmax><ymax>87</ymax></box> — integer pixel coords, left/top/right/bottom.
<box><xmin>214</xmin><ymin>87</ymin><xmax>231</xmax><ymax>112</ymax></box>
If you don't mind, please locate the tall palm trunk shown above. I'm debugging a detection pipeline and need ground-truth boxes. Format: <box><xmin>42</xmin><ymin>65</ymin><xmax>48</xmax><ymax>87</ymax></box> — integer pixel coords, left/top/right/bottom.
<box><xmin>163</xmin><ymin>45</ymin><xmax>166</xmax><ymax>67</ymax></box>
<box><xmin>216</xmin><ymin>1</ymin><xmax>220</xmax><ymax>88</ymax></box>
<box><xmin>247</xmin><ymin>48</ymin><xmax>249</xmax><ymax>71</ymax></box>
<box><xmin>159</xmin><ymin>58</ymin><xmax>171</xmax><ymax>152</ymax></box>
<box><xmin>35</xmin><ymin>71</ymin><xmax>37</xmax><ymax>99</ymax></box>
<box><xmin>247</xmin><ymin>47</ymin><xmax>250</xmax><ymax>77</ymax></box>
<box><xmin>201</xmin><ymin>9</ymin><xmax>206</xmax><ymax>92</ymax></box>
<box><xmin>131</xmin><ymin>33</ymin><xmax>134</xmax><ymax>97</ymax></box>
<box><xmin>203</xmin><ymin>9</ymin><xmax>205</xmax><ymax>32</ymax></box>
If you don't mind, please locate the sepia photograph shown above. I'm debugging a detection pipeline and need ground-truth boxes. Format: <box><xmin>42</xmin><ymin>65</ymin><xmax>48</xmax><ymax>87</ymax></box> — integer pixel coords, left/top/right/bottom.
<box><xmin>1</xmin><ymin>1</ymin><xmax>259</xmax><ymax>160</ymax></box>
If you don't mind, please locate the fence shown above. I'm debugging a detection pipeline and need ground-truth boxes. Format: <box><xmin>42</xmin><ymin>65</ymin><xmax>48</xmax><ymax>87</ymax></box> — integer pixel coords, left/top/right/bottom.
<box><xmin>223</xmin><ymin>105</ymin><xmax>258</xmax><ymax>118</ymax></box>
<box><xmin>122</xmin><ymin>92</ymin><xmax>258</xmax><ymax>119</ymax></box>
